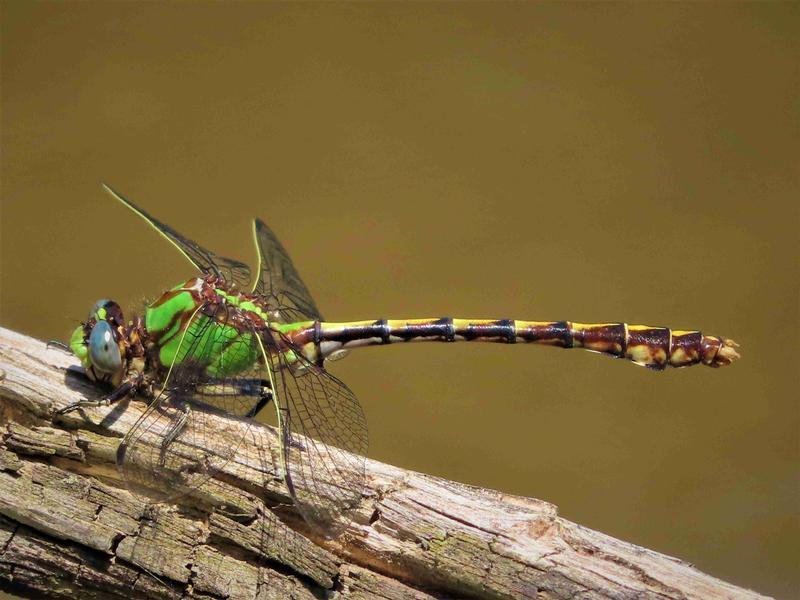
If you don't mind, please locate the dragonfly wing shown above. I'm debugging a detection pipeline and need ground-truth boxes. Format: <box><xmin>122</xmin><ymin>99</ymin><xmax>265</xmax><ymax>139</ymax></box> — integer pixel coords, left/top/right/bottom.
<box><xmin>251</xmin><ymin>218</ymin><xmax>323</xmax><ymax>322</ymax></box>
<box><xmin>262</xmin><ymin>331</ymin><xmax>367</xmax><ymax>534</ymax></box>
<box><xmin>118</xmin><ymin>304</ymin><xmax>265</xmax><ymax>501</ymax></box>
<box><xmin>103</xmin><ymin>183</ymin><xmax>251</xmax><ymax>290</ymax></box>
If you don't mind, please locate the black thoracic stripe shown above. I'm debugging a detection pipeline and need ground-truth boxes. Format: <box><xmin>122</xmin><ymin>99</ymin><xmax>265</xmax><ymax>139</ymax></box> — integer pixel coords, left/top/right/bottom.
<box><xmin>155</xmin><ymin>309</ymin><xmax>187</xmax><ymax>344</ymax></box>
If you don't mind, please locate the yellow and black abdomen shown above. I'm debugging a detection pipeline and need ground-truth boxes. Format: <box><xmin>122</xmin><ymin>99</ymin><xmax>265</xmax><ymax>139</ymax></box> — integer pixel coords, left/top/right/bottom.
<box><xmin>292</xmin><ymin>317</ymin><xmax>740</xmax><ymax>369</ymax></box>
<box><xmin>547</xmin><ymin>322</ymin><xmax>739</xmax><ymax>369</ymax></box>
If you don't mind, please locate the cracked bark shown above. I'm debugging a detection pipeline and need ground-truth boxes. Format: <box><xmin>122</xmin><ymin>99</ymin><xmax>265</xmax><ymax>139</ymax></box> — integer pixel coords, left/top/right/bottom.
<box><xmin>0</xmin><ymin>327</ymin><xmax>768</xmax><ymax>600</ymax></box>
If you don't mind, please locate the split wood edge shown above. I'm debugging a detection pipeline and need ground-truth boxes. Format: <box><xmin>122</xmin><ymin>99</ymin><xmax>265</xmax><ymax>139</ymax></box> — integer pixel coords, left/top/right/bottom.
<box><xmin>0</xmin><ymin>326</ymin><xmax>767</xmax><ymax>600</ymax></box>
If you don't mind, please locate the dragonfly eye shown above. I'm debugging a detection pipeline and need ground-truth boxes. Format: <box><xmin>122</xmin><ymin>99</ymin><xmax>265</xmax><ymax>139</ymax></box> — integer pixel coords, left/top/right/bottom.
<box><xmin>88</xmin><ymin>320</ymin><xmax>122</xmax><ymax>376</ymax></box>
<box><xmin>89</xmin><ymin>300</ymin><xmax>109</xmax><ymax>321</ymax></box>
<box><xmin>90</xmin><ymin>299</ymin><xmax>124</xmax><ymax>328</ymax></box>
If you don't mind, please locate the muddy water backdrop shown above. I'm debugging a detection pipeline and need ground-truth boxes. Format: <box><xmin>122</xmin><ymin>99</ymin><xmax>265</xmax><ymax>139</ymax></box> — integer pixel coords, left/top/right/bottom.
<box><xmin>1</xmin><ymin>3</ymin><xmax>797</xmax><ymax>597</ymax></box>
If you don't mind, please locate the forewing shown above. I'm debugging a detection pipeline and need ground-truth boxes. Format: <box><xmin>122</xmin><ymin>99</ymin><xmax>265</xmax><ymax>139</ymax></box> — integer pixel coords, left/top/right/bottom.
<box><xmin>118</xmin><ymin>304</ymin><xmax>264</xmax><ymax>501</ymax></box>
<box><xmin>104</xmin><ymin>183</ymin><xmax>251</xmax><ymax>289</ymax></box>
<box><xmin>251</xmin><ymin>218</ymin><xmax>323</xmax><ymax>322</ymax></box>
<box><xmin>262</xmin><ymin>331</ymin><xmax>367</xmax><ymax>534</ymax></box>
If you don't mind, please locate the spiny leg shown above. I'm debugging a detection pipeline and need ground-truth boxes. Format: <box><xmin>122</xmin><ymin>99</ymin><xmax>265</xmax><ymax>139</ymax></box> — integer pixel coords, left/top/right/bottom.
<box><xmin>245</xmin><ymin>379</ymin><xmax>273</xmax><ymax>419</ymax></box>
<box><xmin>192</xmin><ymin>377</ymin><xmax>273</xmax><ymax>419</ymax></box>
<box><xmin>157</xmin><ymin>380</ymin><xmax>272</xmax><ymax>476</ymax></box>
<box><xmin>56</xmin><ymin>381</ymin><xmax>135</xmax><ymax>416</ymax></box>
<box><xmin>160</xmin><ymin>400</ymin><xmax>190</xmax><ymax>468</ymax></box>
<box><xmin>46</xmin><ymin>339</ymin><xmax>71</xmax><ymax>352</ymax></box>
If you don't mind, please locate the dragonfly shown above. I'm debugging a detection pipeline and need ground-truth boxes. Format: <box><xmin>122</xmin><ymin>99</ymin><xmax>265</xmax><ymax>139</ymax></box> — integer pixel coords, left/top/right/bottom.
<box><xmin>61</xmin><ymin>184</ymin><xmax>740</xmax><ymax>535</ymax></box>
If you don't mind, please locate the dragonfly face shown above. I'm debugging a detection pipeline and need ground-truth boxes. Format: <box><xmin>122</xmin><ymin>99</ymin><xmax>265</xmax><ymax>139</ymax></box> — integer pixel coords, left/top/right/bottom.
<box><xmin>70</xmin><ymin>299</ymin><xmax>127</xmax><ymax>386</ymax></box>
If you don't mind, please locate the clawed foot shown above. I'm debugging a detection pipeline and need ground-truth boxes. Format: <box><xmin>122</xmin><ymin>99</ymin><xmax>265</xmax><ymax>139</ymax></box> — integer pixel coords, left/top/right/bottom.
<box><xmin>46</xmin><ymin>339</ymin><xmax>71</xmax><ymax>353</ymax></box>
<box><xmin>56</xmin><ymin>381</ymin><xmax>134</xmax><ymax>416</ymax></box>
<box><xmin>55</xmin><ymin>398</ymin><xmax>112</xmax><ymax>416</ymax></box>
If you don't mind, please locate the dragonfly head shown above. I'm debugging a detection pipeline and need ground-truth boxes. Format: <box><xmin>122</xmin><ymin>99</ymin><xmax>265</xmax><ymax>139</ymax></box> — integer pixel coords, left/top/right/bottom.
<box><xmin>70</xmin><ymin>300</ymin><xmax>127</xmax><ymax>386</ymax></box>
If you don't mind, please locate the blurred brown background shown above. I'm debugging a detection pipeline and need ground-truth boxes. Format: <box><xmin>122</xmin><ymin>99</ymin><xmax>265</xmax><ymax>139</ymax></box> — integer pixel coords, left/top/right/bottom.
<box><xmin>1</xmin><ymin>2</ymin><xmax>797</xmax><ymax>598</ymax></box>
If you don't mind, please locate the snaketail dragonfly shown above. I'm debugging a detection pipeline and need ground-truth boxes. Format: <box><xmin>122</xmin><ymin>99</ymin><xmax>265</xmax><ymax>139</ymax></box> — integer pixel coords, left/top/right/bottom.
<box><xmin>60</xmin><ymin>185</ymin><xmax>740</xmax><ymax>534</ymax></box>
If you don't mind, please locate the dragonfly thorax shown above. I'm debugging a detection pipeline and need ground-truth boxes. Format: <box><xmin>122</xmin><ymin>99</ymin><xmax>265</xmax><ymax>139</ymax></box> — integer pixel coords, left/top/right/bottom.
<box><xmin>143</xmin><ymin>276</ymin><xmax>275</xmax><ymax>378</ymax></box>
<box><xmin>70</xmin><ymin>276</ymin><xmax>317</xmax><ymax>394</ymax></box>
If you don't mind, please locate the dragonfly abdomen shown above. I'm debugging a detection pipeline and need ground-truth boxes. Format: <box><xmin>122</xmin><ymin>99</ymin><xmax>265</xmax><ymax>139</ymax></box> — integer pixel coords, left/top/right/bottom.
<box><xmin>293</xmin><ymin>319</ymin><xmax>739</xmax><ymax>369</ymax></box>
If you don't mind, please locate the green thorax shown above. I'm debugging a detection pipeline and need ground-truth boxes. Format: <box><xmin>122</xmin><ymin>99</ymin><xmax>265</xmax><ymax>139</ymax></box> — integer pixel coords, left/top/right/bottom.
<box><xmin>144</xmin><ymin>277</ymin><xmax>310</xmax><ymax>377</ymax></box>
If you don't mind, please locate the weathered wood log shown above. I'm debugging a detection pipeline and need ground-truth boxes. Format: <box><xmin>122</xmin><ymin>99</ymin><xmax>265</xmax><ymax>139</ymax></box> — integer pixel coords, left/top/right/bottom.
<box><xmin>0</xmin><ymin>326</ymin><xmax>767</xmax><ymax>599</ymax></box>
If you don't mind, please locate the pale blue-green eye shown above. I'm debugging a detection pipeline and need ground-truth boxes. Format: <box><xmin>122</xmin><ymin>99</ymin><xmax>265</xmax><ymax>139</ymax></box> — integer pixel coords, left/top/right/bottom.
<box><xmin>90</xmin><ymin>299</ymin><xmax>111</xmax><ymax>322</ymax></box>
<box><xmin>88</xmin><ymin>320</ymin><xmax>121</xmax><ymax>375</ymax></box>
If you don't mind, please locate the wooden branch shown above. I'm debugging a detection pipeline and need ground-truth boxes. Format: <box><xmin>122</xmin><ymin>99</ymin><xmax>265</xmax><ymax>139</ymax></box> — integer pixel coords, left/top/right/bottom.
<box><xmin>0</xmin><ymin>326</ymin><xmax>767</xmax><ymax>600</ymax></box>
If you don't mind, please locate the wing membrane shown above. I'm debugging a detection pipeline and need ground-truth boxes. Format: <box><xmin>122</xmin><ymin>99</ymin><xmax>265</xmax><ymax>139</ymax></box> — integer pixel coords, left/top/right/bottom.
<box><xmin>118</xmin><ymin>304</ymin><xmax>265</xmax><ymax>501</ymax></box>
<box><xmin>261</xmin><ymin>330</ymin><xmax>367</xmax><ymax>534</ymax></box>
<box><xmin>251</xmin><ymin>218</ymin><xmax>323</xmax><ymax>322</ymax></box>
<box><xmin>103</xmin><ymin>183</ymin><xmax>251</xmax><ymax>289</ymax></box>
<box><xmin>106</xmin><ymin>185</ymin><xmax>366</xmax><ymax>532</ymax></box>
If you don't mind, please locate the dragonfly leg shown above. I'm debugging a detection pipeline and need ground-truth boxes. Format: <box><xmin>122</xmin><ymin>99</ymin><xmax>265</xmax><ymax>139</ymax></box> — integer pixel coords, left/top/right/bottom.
<box><xmin>192</xmin><ymin>378</ymin><xmax>273</xmax><ymax>418</ymax></box>
<box><xmin>46</xmin><ymin>339</ymin><xmax>71</xmax><ymax>353</ymax></box>
<box><xmin>244</xmin><ymin>380</ymin><xmax>273</xmax><ymax>419</ymax></box>
<box><xmin>56</xmin><ymin>381</ymin><xmax>134</xmax><ymax>415</ymax></box>
<box><xmin>159</xmin><ymin>401</ymin><xmax>190</xmax><ymax>467</ymax></box>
